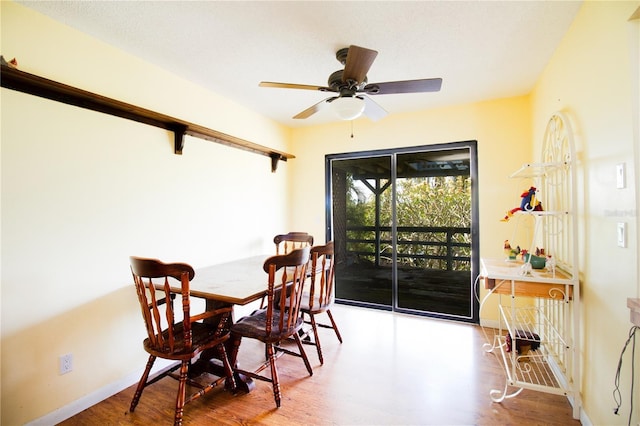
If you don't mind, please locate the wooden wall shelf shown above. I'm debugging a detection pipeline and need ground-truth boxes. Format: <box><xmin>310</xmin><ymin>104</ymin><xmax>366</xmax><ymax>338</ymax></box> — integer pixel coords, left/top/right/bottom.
<box><xmin>0</xmin><ymin>62</ymin><xmax>294</xmax><ymax>171</ymax></box>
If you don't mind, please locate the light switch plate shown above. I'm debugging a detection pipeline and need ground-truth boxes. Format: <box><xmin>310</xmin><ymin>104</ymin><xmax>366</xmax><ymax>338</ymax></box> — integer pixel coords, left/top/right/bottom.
<box><xmin>616</xmin><ymin>163</ymin><xmax>626</xmax><ymax>189</ymax></box>
<box><xmin>617</xmin><ymin>222</ymin><xmax>627</xmax><ymax>248</ymax></box>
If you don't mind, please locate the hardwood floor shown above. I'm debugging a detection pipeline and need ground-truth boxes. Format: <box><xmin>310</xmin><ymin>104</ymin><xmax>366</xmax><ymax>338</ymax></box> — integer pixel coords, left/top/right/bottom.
<box><xmin>59</xmin><ymin>305</ymin><xmax>580</xmax><ymax>425</ymax></box>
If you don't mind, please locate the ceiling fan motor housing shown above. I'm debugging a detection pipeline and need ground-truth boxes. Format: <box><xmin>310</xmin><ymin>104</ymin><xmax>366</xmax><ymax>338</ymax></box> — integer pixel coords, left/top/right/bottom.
<box><xmin>328</xmin><ymin>70</ymin><xmax>367</xmax><ymax>93</ymax></box>
<box><xmin>335</xmin><ymin>47</ymin><xmax>349</xmax><ymax>65</ymax></box>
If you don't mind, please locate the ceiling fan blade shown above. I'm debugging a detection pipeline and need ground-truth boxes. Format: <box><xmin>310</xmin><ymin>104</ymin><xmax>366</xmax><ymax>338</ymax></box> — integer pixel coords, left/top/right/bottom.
<box><xmin>293</xmin><ymin>97</ymin><xmax>338</xmax><ymax>119</ymax></box>
<box><xmin>343</xmin><ymin>45</ymin><xmax>378</xmax><ymax>83</ymax></box>
<box><xmin>362</xmin><ymin>95</ymin><xmax>388</xmax><ymax>122</ymax></box>
<box><xmin>259</xmin><ymin>81</ymin><xmax>334</xmax><ymax>92</ymax></box>
<box><xmin>363</xmin><ymin>78</ymin><xmax>442</xmax><ymax>95</ymax></box>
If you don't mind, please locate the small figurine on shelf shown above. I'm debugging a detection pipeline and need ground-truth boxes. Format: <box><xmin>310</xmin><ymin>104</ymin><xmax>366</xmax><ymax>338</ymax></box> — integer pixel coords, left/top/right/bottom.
<box><xmin>503</xmin><ymin>240</ymin><xmax>512</xmax><ymax>257</ymax></box>
<box><xmin>546</xmin><ymin>255</ymin><xmax>556</xmax><ymax>277</ymax></box>
<box><xmin>501</xmin><ymin>186</ymin><xmax>543</xmax><ymax>221</ymax></box>
<box><xmin>504</xmin><ymin>240</ymin><xmax>520</xmax><ymax>260</ymax></box>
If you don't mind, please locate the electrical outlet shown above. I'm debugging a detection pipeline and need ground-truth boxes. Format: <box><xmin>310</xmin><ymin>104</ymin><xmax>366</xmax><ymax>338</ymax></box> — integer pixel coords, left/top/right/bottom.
<box><xmin>59</xmin><ymin>353</ymin><xmax>73</xmax><ymax>375</ymax></box>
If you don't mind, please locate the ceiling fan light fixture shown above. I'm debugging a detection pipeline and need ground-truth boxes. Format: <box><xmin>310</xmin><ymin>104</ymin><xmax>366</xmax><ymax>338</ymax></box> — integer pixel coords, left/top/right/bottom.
<box><xmin>331</xmin><ymin>96</ymin><xmax>365</xmax><ymax>120</ymax></box>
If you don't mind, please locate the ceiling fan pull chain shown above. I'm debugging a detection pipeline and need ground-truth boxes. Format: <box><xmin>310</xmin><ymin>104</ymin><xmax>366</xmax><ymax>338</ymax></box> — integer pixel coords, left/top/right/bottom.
<box><xmin>350</xmin><ymin>120</ymin><xmax>354</xmax><ymax>138</ymax></box>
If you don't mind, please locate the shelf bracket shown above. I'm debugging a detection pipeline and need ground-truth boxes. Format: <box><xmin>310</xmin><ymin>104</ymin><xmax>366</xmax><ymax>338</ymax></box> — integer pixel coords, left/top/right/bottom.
<box><xmin>173</xmin><ymin>125</ymin><xmax>187</xmax><ymax>155</ymax></box>
<box><xmin>270</xmin><ymin>153</ymin><xmax>284</xmax><ymax>173</ymax></box>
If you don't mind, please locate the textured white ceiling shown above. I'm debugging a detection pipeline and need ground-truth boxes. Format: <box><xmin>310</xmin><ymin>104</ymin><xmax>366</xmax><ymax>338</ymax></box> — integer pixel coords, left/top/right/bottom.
<box><xmin>17</xmin><ymin>1</ymin><xmax>582</xmax><ymax>128</ymax></box>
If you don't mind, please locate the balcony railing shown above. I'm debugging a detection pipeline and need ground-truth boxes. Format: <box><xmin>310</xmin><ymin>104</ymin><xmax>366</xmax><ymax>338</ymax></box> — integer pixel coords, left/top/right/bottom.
<box><xmin>345</xmin><ymin>225</ymin><xmax>471</xmax><ymax>271</ymax></box>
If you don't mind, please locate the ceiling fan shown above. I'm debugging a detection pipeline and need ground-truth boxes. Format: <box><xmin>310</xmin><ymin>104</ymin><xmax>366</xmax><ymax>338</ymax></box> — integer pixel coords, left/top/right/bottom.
<box><xmin>259</xmin><ymin>45</ymin><xmax>442</xmax><ymax>121</ymax></box>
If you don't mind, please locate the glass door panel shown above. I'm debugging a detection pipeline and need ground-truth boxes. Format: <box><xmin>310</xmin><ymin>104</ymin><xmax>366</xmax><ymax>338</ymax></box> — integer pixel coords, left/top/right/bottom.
<box><xmin>395</xmin><ymin>150</ymin><xmax>472</xmax><ymax>317</ymax></box>
<box><xmin>331</xmin><ymin>156</ymin><xmax>393</xmax><ymax>308</ymax></box>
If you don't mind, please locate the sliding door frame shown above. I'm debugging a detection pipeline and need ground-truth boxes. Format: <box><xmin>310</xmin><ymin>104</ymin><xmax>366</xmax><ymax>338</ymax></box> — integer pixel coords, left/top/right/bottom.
<box><xmin>325</xmin><ymin>140</ymin><xmax>480</xmax><ymax>323</ymax></box>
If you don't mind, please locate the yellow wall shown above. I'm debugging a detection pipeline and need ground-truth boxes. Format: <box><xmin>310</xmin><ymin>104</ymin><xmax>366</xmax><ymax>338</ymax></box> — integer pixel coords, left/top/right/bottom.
<box><xmin>531</xmin><ymin>1</ymin><xmax>639</xmax><ymax>425</ymax></box>
<box><xmin>2</xmin><ymin>1</ymin><xmax>639</xmax><ymax>425</ymax></box>
<box><xmin>1</xmin><ymin>2</ymin><xmax>292</xmax><ymax>424</ymax></box>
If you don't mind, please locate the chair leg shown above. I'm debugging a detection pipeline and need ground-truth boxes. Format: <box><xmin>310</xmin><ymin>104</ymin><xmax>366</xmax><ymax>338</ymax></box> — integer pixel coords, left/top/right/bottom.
<box><xmin>130</xmin><ymin>355</ymin><xmax>156</xmax><ymax>412</ymax></box>
<box><xmin>266</xmin><ymin>343</ymin><xmax>282</xmax><ymax>408</ymax></box>
<box><xmin>309</xmin><ymin>314</ymin><xmax>324</xmax><ymax>365</ymax></box>
<box><xmin>217</xmin><ymin>343</ymin><xmax>236</xmax><ymax>391</ymax></box>
<box><xmin>293</xmin><ymin>333</ymin><xmax>313</xmax><ymax>376</ymax></box>
<box><xmin>228</xmin><ymin>332</ymin><xmax>242</xmax><ymax>369</ymax></box>
<box><xmin>173</xmin><ymin>360</ymin><xmax>189</xmax><ymax>426</ymax></box>
<box><xmin>326</xmin><ymin>309</ymin><xmax>343</xmax><ymax>343</ymax></box>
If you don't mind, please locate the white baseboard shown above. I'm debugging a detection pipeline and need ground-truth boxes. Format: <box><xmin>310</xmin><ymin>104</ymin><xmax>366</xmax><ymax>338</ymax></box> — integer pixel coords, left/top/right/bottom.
<box><xmin>579</xmin><ymin>405</ymin><xmax>593</xmax><ymax>426</ymax></box>
<box><xmin>25</xmin><ymin>359</ymin><xmax>175</xmax><ymax>426</ymax></box>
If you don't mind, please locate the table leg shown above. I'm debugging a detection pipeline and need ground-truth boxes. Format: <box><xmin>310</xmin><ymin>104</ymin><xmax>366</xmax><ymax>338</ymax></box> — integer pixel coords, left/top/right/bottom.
<box><xmin>227</xmin><ymin>332</ymin><xmax>255</xmax><ymax>393</ymax></box>
<box><xmin>194</xmin><ymin>299</ymin><xmax>255</xmax><ymax>392</ymax></box>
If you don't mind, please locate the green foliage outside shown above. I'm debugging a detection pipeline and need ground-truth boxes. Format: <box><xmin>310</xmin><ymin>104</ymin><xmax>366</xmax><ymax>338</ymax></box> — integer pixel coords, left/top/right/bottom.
<box><xmin>346</xmin><ymin>175</ymin><xmax>472</xmax><ymax>271</ymax></box>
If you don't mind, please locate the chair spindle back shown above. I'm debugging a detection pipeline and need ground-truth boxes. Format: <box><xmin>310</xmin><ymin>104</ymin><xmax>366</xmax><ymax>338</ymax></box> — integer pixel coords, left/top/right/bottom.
<box><xmin>274</xmin><ymin>232</ymin><xmax>314</xmax><ymax>255</ymax></box>
<box><xmin>130</xmin><ymin>257</ymin><xmax>195</xmax><ymax>353</ymax></box>
<box><xmin>308</xmin><ymin>241</ymin><xmax>336</xmax><ymax>310</ymax></box>
<box><xmin>263</xmin><ymin>247</ymin><xmax>310</xmax><ymax>336</ymax></box>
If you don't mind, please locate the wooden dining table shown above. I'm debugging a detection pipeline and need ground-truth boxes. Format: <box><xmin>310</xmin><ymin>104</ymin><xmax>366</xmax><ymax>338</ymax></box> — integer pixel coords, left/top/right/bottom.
<box><xmin>178</xmin><ymin>254</ymin><xmax>282</xmax><ymax>392</ymax></box>
<box><xmin>189</xmin><ymin>255</ymin><xmax>273</xmax><ymax>306</ymax></box>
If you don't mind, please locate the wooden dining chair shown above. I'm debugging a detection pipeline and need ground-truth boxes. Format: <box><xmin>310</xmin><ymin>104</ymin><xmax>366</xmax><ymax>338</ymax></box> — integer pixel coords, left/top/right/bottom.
<box><xmin>260</xmin><ymin>232</ymin><xmax>314</xmax><ymax>308</ymax></box>
<box><xmin>299</xmin><ymin>241</ymin><xmax>343</xmax><ymax>364</ymax></box>
<box><xmin>274</xmin><ymin>232</ymin><xmax>314</xmax><ymax>254</ymax></box>
<box><xmin>229</xmin><ymin>247</ymin><xmax>313</xmax><ymax>408</ymax></box>
<box><xmin>129</xmin><ymin>256</ymin><xmax>235</xmax><ymax>426</ymax></box>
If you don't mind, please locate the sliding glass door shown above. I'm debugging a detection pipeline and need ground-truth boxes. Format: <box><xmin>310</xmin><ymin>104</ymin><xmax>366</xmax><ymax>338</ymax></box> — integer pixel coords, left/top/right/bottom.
<box><xmin>326</xmin><ymin>142</ymin><xmax>479</xmax><ymax>322</ymax></box>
